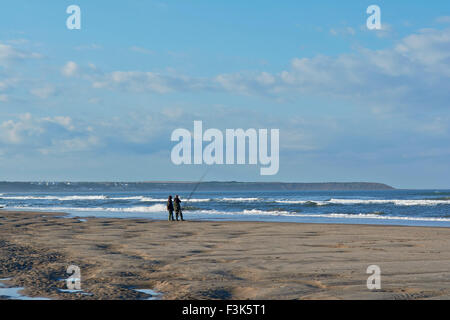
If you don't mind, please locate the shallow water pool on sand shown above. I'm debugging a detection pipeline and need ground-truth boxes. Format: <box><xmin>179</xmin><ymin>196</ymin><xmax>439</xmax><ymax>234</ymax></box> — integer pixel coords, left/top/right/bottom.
<box><xmin>58</xmin><ymin>289</ymin><xmax>93</xmax><ymax>296</ymax></box>
<box><xmin>134</xmin><ymin>289</ymin><xmax>162</xmax><ymax>300</ymax></box>
<box><xmin>0</xmin><ymin>278</ymin><xmax>51</xmax><ymax>300</ymax></box>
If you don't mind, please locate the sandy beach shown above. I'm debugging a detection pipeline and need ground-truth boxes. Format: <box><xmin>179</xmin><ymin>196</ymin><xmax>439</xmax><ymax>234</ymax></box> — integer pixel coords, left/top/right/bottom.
<box><xmin>0</xmin><ymin>210</ymin><xmax>449</xmax><ymax>300</ymax></box>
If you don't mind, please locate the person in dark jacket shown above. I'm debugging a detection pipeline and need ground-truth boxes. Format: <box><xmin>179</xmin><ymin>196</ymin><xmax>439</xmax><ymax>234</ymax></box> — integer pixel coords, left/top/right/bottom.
<box><xmin>167</xmin><ymin>195</ymin><xmax>174</xmax><ymax>221</ymax></box>
<box><xmin>174</xmin><ymin>195</ymin><xmax>184</xmax><ymax>221</ymax></box>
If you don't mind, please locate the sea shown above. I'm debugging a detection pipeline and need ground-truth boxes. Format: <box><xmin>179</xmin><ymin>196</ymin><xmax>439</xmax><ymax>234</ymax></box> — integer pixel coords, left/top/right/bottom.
<box><xmin>1</xmin><ymin>189</ymin><xmax>450</xmax><ymax>227</ymax></box>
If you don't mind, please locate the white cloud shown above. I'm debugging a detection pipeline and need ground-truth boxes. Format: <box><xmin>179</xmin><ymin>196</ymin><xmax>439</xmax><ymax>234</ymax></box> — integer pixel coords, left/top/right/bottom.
<box><xmin>436</xmin><ymin>16</ymin><xmax>450</xmax><ymax>24</ymax></box>
<box><xmin>88</xmin><ymin>97</ymin><xmax>102</xmax><ymax>104</ymax></box>
<box><xmin>39</xmin><ymin>136</ymin><xmax>100</xmax><ymax>154</ymax></box>
<box><xmin>30</xmin><ymin>85</ymin><xmax>56</xmax><ymax>99</ymax></box>
<box><xmin>0</xmin><ymin>113</ymin><xmax>44</xmax><ymax>144</ymax></box>
<box><xmin>75</xmin><ymin>44</ymin><xmax>102</xmax><ymax>51</ymax></box>
<box><xmin>0</xmin><ymin>77</ymin><xmax>19</xmax><ymax>92</ymax></box>
<box><xmin>92</xmin><ymin>71</ymin><xmax>210</xmax><ymax>94</ymax></box>
<box><xmin>0</xmin><ymin>42</ymin><xmax>41</xmax><ymax>67</ymax></box>
<box><xmin>43</xmin><ymin>116</ymin><xmax>74</xmax><ymax>130</ymax></box>
<box><xmin>256</xmin><ymin>72</ymin><xmax>276</xmax><ymax>85</ymax></box>
<box><xmin>394</xmin><ymin>28</ymin><xmax>450</xmax><ymax>71</ymax></box>
<box><xmin>0</xmin><ymin>114</ymin><xmax>95</xmax><ymax>154</ymax></box>
<box><xmin>5</xmin><ymin>39</ymin><xmax>30</xmax><ymax>46</ymax></box>
<box><xmin>212</xmin><ymin>28</ymin><xmax>450</xmax><ymax>109</ymax></box>
<box><xmin>61</xmin><ymin>61</ymin><xmax>79</xmax><ymax>77</ymax></box>
<box><xmin>76</xmin><ymin>27</ymin><xmax>450</xmax><ymax>111</ymax></box>
<box><xmin>161</xmin><ymin>107</ymin><xmax>184</xmax><ymax>120</ymax></box>
<box><xmin>374</xmin><ymin>23</ymin><xmax>393</xmax><ymax>38</ymax></box>
<box><xmin>359</xmin><ymin>23</ymin><xmax>393</xmax><ymax>38</ymax></box>
<box><xmin>329</xmin><ymin>27</ymin><xmax>356</xmax><ymax>36</ymax></box>
<box><xmin>130</xmin><ymin>46</ymin><xmax>154</xmax><ymax>55</ymax></box>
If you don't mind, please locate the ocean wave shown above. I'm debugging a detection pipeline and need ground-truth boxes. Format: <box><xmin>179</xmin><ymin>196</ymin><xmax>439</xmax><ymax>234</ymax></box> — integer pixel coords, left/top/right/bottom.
<box><xmin>275</xmin><ymin>198</ymin><xmax>450</xmax><ymax>206</ymax></box>
<box><xmin>138</xmin><ymin>197</ymin><xmax>211</xmax><ymax>203</ymax></box>
<box><xmin>327</xmin><ymin>198</ymin><xmax>450</xmax><ymax>206</ymax></box>
<box><xmin>274</xmin><ymin>200</ymin><xmax>326</xmax><ymax>206</ymax></box>
<box><xmin>135</xmin><ymin>197</ymin><xmax>167</xmax><ymax>202</ymax></box>
<box><xmin>10</xmin><ymin>204</ymin><xmax>167</xmax><ymax>213</ymax></box>
<box><xmin>0</xmin><ymin>195</ymin><xmax>108</xmax><ymax>201</ymax></box>
<box><xmin>0</xmin><ymin>195</ymin><xmax>210</xmax><ymax>203</ymax></box>
<box><xmin>300</xmin><ymin>213</ymin><xmax>450</xmax><ymax>222</ymax></box>
<box><xmin>181</xmin><ymin>206</ymin><xmax>201</xmax><ymax>211</ymax></box>
<box><xmin>0</xmin><ymin>195</ymin><xmax>164</xmax><ymax>202</ymax></box>
<box><xmin>108</xmin><ymin>196</ymin><xmax>147</xmax><ymax>200</ymax></box>
<box><xmin>191</xmin><ymin>209</ymin><xmax>450</xmax><ymax>222</ymax></box>
<box><xmin>106</xmin><ymin>196</ymin><xmax>212</xmax><ymax>202</ymax></box>
<box><xmin>421</xmin><ymin>191</ymin><xmax>450</xmax><ymax>196</ymax></box>
<box><xmin>219</xmin><ymin>197</ymin><xmax>261</xmax><ymax>202</ymax></box>
<box><xmin>8</xmin><ymin>205</ymin><xmax>450</xmax><ymax>222</ymax></box>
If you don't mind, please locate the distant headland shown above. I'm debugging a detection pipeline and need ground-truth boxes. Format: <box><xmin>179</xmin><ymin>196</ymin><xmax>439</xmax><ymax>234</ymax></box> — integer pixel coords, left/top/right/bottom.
<box><xmin>0</xmin><ymin>181</ymin><xmax>394</xmax><ymax>192</ymax></box>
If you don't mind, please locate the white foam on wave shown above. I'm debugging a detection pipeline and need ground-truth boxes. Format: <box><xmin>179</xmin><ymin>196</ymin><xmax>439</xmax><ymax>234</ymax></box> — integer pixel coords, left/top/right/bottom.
<box><xmin>0</xmin><ymin>195</ymin><xmax>204</xmax><ymax>202</ymax></box>
<box><xmin>0</xmin><ymin>195</ymin><xmax>108</xmax><ymax>201</ymax></box>
<box><xmin>11</xmin><ymin>204</ymin><xmax>167</xmax><ymax>213</ymax></box>
<box><xmin>328</xmin><ymin>198</ymin><xmax>450</xmax><ymax>206</ymax></box>
<box><xmin>187</xmin><ymin>208</ymin><xmax>450</xmax><ymax>222</ymax></box>
<box><xmin>136</xmin><ymin>197</ymin><xmax>167</xmax><ymax>202</ymax></box>
<box><xmin>136</xmin><ymin>197</ymin><xmax>260</xmax><ymax>202</ymax></box>
<box><xmin>274</xmin><ymin>198</ymin><xmax>450</xmax><ymax>206</ymax></box>
<box><xmin>9</xmin><ymin>205</ymin><xmax>450</xmax><ymax>223</ymax></box>
<box><xmin>108</xmin><ymin>196</ymin><xmax>147</xmax><ymax>200</ymax></box>
<box><xmin>62</xmin><ymin>195</ymin><xmax>108</xmax><ymax>201</ymax></box>
<box><xmin>3</xmin><ymin>194</ymin><xmax>449</xmax><ymax>207</ymax></box>
<box><xmin>274</xmin><ymin>200</ymin><xmax>328</xmax><ymax>205</ymax></box>
<box><xmin>219</xmin><ymin>197</ymin><xmax>261</xmax><ymax>202</ymax></box>
<box><xmin>136</xmin><ymin>197</ymin><xmax>211</xmax><ymax>202</ymax></box>
<box><xmin>243</xmin><ymin>209</ymin><xmax>293</xmax><ymax>215</ymax></box>
<box><xmin>313</xmin><ymin>213</ymin><xmax>450</xmax><ymax>222</ymax></box>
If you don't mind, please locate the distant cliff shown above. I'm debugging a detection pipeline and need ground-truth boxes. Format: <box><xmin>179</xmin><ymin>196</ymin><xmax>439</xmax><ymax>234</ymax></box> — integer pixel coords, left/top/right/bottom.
<box><xmin>0</xmin><ymin>181</ymin><xmax>394</xmax><ymax>192</ymax></box>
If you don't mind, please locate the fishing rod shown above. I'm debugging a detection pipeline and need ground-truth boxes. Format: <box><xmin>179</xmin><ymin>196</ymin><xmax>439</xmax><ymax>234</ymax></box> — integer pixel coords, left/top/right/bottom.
<box><xmin>184</xmin><ymin>167</ymin><xmax>210</xmax><ymax>206</ymax></box>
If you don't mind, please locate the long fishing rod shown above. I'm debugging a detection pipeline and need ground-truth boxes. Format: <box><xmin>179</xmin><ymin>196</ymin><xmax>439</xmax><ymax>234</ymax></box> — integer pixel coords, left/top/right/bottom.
<box><xmin>184</xmin><ymin>168</ymin><xmax>210</xmax><ymax>206</ymax></box>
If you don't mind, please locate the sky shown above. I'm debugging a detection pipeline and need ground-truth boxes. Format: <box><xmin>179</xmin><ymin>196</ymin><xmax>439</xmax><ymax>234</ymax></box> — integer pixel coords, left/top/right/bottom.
<box><xmin>0</xmin><ymin>0</ymin><xmax>449</xmax><ymax>188</ymax></box>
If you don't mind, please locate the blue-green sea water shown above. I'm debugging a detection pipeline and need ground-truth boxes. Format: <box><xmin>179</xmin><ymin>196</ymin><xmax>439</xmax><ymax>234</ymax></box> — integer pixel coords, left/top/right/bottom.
<box><xmin>1</xmin><ymin>189</ymin><xmax>450</xmax><ymax>227</ymax></box>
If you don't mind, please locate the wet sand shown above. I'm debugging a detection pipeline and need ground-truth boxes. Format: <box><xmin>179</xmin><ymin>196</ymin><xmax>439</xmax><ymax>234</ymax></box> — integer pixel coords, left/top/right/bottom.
<box><xmin>0</xmin><ymin>210</ymin><xmax>449</xmax><ymax>300</ymax></box>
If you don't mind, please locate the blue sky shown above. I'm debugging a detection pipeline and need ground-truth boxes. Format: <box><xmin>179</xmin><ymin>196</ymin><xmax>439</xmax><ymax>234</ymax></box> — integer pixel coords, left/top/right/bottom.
<box><xmin>0</xmin><ymin>1</ymin><xmax>450</xmax><ymax>188</ymax></box>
